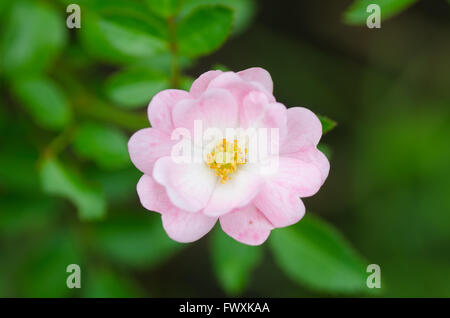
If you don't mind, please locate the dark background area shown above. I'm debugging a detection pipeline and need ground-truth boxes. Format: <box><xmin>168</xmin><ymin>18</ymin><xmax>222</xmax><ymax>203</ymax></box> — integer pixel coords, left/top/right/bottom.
<box><xmin>181</xmin><ymin>0</ymin><xmax>450</xmax><ymax>297</ymax></box>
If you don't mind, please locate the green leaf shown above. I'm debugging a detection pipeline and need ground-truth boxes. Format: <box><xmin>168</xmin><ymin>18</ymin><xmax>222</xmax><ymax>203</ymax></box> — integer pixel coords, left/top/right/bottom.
<box><xmin>134</xmin><ymin>52</ymin><xmax>193</xmax><ymax>73</ymax></box>
<box><xmin>80</xmin><ymin>2</ymin><xmax>167</xmax><ymax>62</ymax></box>
<box><xmin>83</xmin><ymin>268</ymin><xmax>143</xmax><ymax>297</ymax></box>
<box><xmin>181</xmin><ymin>0</ymin><xmax>256</xmax><ymax>35</ymax></box>
<box><xmin>0</xmin><ymin>197</ymin><xmax>58</xmax><ymax>237</ymax></box>
<box><xmin>0</xmin><ymin>0</ymin><xmax>10</xmax><ymax>17</ymax></box>
<box><xmin>93</xmin><ymin>214</ymin><xmax>182</xmax><ymax>268</ymax></box>
<box><xmin>317</xmin><ymin>144</ymin><xmax>332</xmax><ymax>160</ymax></box>
<box><xmin>177</xmin><ymin>5</ymin><xmax>233</xmax><ymax>57</ymax></box>
<box><xmin>40</xmin><ymin>158</ymin><xmax>107</xmax><ymax>221</ymax></box>
<box><xmin>0</xmin><ymin>100</ymin><xmax>6</xmax><ymax>128</ymax></box>
<box><xmin>145</xmin><ymin>0</ymin><xmax>181</xmax><ymax>18</ymax></box>
<box><xmin>0</xmin><ymin>266</ymin><xmax>8</xmax><ymax>297</ymax></box>
<box><xmin>0</xmin><ymin>140</ymin><xmax>40</xmax><ymax>193</ymax></box>
<box><xmin>211</xmin><ymin>63</ymin><xmax>230</xmax><ymax>72</ymax></box>
<box><xmin>269</xmin><ymin>214</ymin><xmax>368</xmax><ymax>294</ymax></box>
<box><xmin>179</xmin><ymin>76</ymin><xmax>195</xmax><ymax>91</ymax></box>
<box><xmin>104</xmin><ymin>68</ymin><xmax>169</xmax><ymax>108</ymax></box>
<box><xmin>98</xmin><ymin>14</ymin><xmax>167</xmax><ymax>58</ymax></box>
<box><xmin>343</xmin><ymin>0</ymin><xmax>418</xmax><ymax>25</ymax></box>
<box><xmin>72</xmin><ymin>122</ymin><xmax>130</xmax><ymax>169</ymax></box>
<box><xmin>210</xmin><ymin>229</ymin><xmax>263</xmax><ymax>295</ymax></box>
<box><xmin>92</xmin><ymin>168</ymin><xmax>141</xmax><ymax>204</ymax></box>
<box><xmin>318</xmin><ymin>115</ymin><xmax>337</xmax><ymax>134</ymax></box>
<box><xmin>80</xmin><ymin>0</ymin><xmax>148</xmax><ymax>13</ymax></box>
<box><xmin>0</xmin><ymin>0</ymin><xmax>67</xmax><ymax>77</ymax></box>
<box><xmin>12</xmin><ymin>76</ymin><xmax>72</xmax><ymax>131</ymax></box>
<box><xmin>80</xmin><ymin>11</ymin><xmax>134</xmax><ymax>64</ymax></box>
<box><xmin>20</xmin><ymin>232</ymin><xmax>81</xmax><ymax>297</ymax></box>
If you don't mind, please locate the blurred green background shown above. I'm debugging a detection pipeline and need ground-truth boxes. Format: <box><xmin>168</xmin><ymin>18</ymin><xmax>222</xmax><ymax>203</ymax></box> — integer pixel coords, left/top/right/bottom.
<box><xmin>1</xmin><ymin>0</ymin><xmax>449</xmax><ymax>297</ymax></box>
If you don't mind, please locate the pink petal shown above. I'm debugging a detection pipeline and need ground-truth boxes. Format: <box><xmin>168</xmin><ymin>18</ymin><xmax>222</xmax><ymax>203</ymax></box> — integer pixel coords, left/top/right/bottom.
<box><xmin>136</xmin><ymin>174</ymin><xmax>173</xmax><ymax>213</ymax></box>
<box><xmin>254</xmin><ymin>182</ymin><xmax>305</xmax><ymax>228</ymax></box>
<box><xmin>203</xmin><ymin>166</ymin><xmax>263</xmax><ymax>217</ymax></box>
<box><xmin>137</xmin><ymin>174</ymin><xmax>217</xmax><ymax>243</ymax></box>
<box><xmin>148</xmin><ymin>89</ymin><xmax>191</xmax><ymax>134</ymax></box>
<box><xmin>264</xmin><ymin>156</ymin><xmax>322</xmax><ymax>197</ymax></box>
<box><xmin>207</xmin><ymin>72</ymin><xmax>276</xmax><ymax>104</ymax></box>
<box><xmin>162</xmin><ymin>209</ymin><xmax>217</xmax><ymax>243</ymax></box>
<box><xmin>220</xmin><ymin>204</ymin><xmax>273</xmax><ymax>246</ymax></box>
<box><xmin>240</xmin><ymin>91</ymin><xmax>287</xmax><ymax>145</ymax></box>
<box><xmin>190</xmin><ymin>70</ymin><xmax>223</xmax><ymax>98</ymax></box>
<box><xmin>128</xmin><ymin>128</ymin><xmax>175</xmax><ymax>175</ymax></box>
<box><xmin>153</xmin><ymin>157</ymin><xmax>216</xmax><ymax>212</ymax></box>
<box><xmin>172</xmin><ymin>88</ymin><xmax>239</xmax><ymax>134</ymax></box>
<box><xmin>284</xmin><ymin>145</ymin><xmax>330</xmax><ymax>184</ymax></box>
<box><xmin>238</xmin><ymin>67</ymin><xmax>273</xmax><ymax>94</ymax></box>
<box><xmin>280</xmin><ymin>107</ymin><xmax>322</xmax><ymax>154</ymax></box>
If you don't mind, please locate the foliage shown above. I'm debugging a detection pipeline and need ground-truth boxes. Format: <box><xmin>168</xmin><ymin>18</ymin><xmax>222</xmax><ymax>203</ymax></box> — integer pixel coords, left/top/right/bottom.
<box><xmin>12</xmin><ymin>76</ymin><xmax>71</xmax><ymax>130</ymax></box>
<box><xmin>210</xmin><ymin>228</ymin><xmax>263</xmax><ymax>295</ymax></box>
<box><xmin>269</xmin><ymin>214</ymin><xmax>368</xmax><ymax>294</ymax></box>
<box><xmin>4</xmin><ymin>0</ymin><xmax>447</xmax><ymax>298</ymax></box>
<box><xmin>40</xmin><ymin>158</ymin><xmax>107</xmax><ymax>221</ymax></box>
<box><xmin>343</xmin><ymin>0</ymin><xmax>419</xmax><ymax>25</ymax></box>
<box><xmin>318</xmin><ymin>115</ymin><xmax>337</xmax><ymax>135</ymax></box>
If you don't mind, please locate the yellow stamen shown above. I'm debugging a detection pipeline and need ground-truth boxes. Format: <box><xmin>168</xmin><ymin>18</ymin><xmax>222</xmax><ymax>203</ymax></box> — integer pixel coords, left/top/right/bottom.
<box><xmin>206</xmin><ymin>138</ymin><xmax>247</xmax><ymax>184</ymax></box>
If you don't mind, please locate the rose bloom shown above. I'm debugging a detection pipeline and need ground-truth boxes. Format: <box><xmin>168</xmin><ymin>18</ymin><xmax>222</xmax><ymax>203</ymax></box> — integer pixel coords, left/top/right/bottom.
<box><xmin>128</xmin><ymin>68</ymin><xmax>329</xmax><ymax>245</ymax></box>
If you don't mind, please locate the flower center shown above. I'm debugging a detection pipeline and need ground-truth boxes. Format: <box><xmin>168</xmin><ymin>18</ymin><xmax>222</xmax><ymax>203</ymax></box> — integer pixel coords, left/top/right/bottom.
<box><xmin>206</xmin><ymin>138</ymin><xmax>247</xmax><ymax>184</ymax></box>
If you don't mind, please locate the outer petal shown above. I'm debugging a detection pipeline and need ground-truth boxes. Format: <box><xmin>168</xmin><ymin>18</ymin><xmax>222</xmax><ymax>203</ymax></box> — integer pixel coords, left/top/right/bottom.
<box><xmin>162</xmin><ymin>209</ymin><xmax>217</xmax><ymax>243</ymax></box>
<box><xmin>189</xmin><ymin>70</ymin><xmax>223</xmax><ymax>98</ymax></box>
<box><xmin>262</xmin><ymin>156</ymin><xmax>322</xmax><ymax>197</ymax></box>
<box><xmin>238</xmin><ymin>67</ymin><xmax>273</xmax><ymax>94</ymax></box>
<box><xmin>207</xmin><ymin>72</ymin><xmax>275</xmax><ymax>104</ymax></box>
<box><xmin>220</xmin><ymin>204</ymin><xmax>273</xmax><ymax>246</ymax></box>
<box><xmin>284</xmin><ymin>145</ymin><xmax>330</xmax><ymax>184</ymax></box>
<box><xmin>254</xmin><ymin>182</ymin><xmax>305</xmax><ymax>228</ymax></box>
<box><xmin>153</xmin><ymin>157</ymin><xmax>216</xmax><ymax>212</ymax></box>
<box><xmin>172</xmin><ymin>88</ymin><xmax>239</xmax><ymax>134</ymax></box>
<box><xmin>240</xmin><ymin>91</ymin><xmax>287</xmax><ymax>146</ymax></box>
<box><xmin>128</xmin><ymin>128</ymin><xmax>175</xmax><ymax>175</ymax></box>
<box><xmin>136</xmin><ymin>174</ymin><xmax>173</xmax><ymax>213</ymax></box>
<box><xmin>137</xmin><ymin>174</ymin><xmax>217</xmax><ymax>243</ymax></box>
<box><xmin>203</xmin><ymin>165</ymin><xmax>263</xmax><ymax>217</ymax></box>
<box><xmin>148</xmin><ymin>89</ymin><xmax>191</xmax><ymax>134</ymax></box>
<box><xmin>280</xmin><ymin>107</ymin><xmax>322</xmax><ymax>154</ymax></box>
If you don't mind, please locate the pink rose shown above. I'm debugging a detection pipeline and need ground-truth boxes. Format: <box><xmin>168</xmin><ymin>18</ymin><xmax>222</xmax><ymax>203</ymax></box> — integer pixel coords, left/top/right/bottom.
<box><xmin>128</xmin><ymin>68</ymin><xmax>329</xmax><ymax>245</ymax></box>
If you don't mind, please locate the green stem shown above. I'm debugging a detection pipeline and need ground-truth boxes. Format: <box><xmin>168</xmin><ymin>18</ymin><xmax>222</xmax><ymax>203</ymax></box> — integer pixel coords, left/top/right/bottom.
<box><xmin>73</xmin><ymin>94</ymin><xmax>149</xmax><ymax>131</ymax></box>
<box><xmin>39</xmin><ymin>124</ymin><xmax>77</xmax><ymax>165</ymax></box>
<box><xmin>54</xmin><ymin>70</ymin><xmax>149</xmax><ymax>131</ymax></box>
<box><xmin>168</xmin><ymin>16</ymin><xmax>180</xmax><ymax>88</ymax></box>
